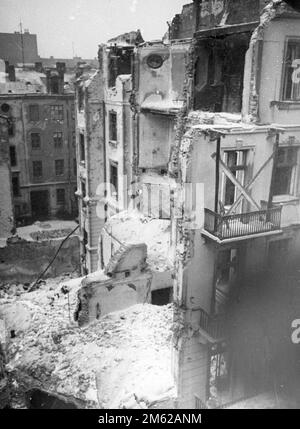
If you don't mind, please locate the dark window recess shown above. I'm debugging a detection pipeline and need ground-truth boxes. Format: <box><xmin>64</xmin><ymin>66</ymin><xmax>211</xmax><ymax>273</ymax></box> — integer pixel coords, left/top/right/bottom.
<box><xmin>56</xmin><ymin>188</ymin><xmax>65</xmax><ymax>205</ymax></box>
<box><xmin>9</xmin><ymin>146</ymin><xmax>17</xmax><ymax>166</ymax></box>
<box><xmin>50</xmin><ymin>105</ymin><xmax>64</xmax><ymax>121</ymax></box>
<box><xmin>282</xmin><ymin>40</ymin><xmax>300</xmax><ymax>101</ymax></box>
<box><xmin>73</xmin><ymin>158</ymin><xmax>77</xmax><ymax>176</ymax></box>
<box><xmin>29</xmin><ymin>105</ymin><xmax>39</xmax><ymax>121</ymax></box>
<box><xmin>224</xmin><ymin>150</ymin><xmax>247</xmax><ymax>206</ymax></box>
<box><xmin>31</xmin><ymin>133</ymin><xmax>41</xmax><ymax>149</ymax></box>
<box><xmin>1</xmin><ymin>103</ymin><xmax>10</xmax><ymax>114</ymax></box>
<box><xmin>151</xmin><ymin>288</ymin><xmax>172</xmax><ymax>306</ymax></box>
<box><xmin>273</xmin><ymin>147</ymin><xmax>297</xmax><ymax>196</ymax></box>
<box><xmin>109</xmin><ymin>161</ymin><xmax>118</xmax><ymax>199</ymax></box>
<box><xmin>32</xmin><ymin>161</ymin><xmax>43</xmax><ymax>178</ymax></box>
<box><xmin>78</xmin><ymin>86</ymin><xmax>84</xmax><ymax>110</ymax></box>
<box><xmin>53</xmin><ymin>132</ymin><xmax>63</xmax><ymax>148</ymax></box>
<box><xmin>8</xmin><ymin>120</ymin><xmax>14</xmax><ymax>136</ymax></box>
<box><xmin>12</xmin><ymin>173</ymin><xmax>20</xmax><ymax>197</ymax></box>
<box><xmin>109</xmin><ymin>111</ymin><xmax>117</xmax><ymax>141</ymax></box>
<box><xmin>55</xmin><ymin>159</ymin><xmax>64</xmax><ymax>176</ymax></box>
<box><xmin>79</xmin><ymin>134</ymin><xmax>85</xmax><ymax>161</ymax></box>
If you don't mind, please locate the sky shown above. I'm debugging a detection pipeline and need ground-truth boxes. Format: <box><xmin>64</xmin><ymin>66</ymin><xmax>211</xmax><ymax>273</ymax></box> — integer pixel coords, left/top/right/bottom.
<box><xmin>0</xmin><ymin>0</ymin><xmax>189</xmax><ymax>59</ymax></box>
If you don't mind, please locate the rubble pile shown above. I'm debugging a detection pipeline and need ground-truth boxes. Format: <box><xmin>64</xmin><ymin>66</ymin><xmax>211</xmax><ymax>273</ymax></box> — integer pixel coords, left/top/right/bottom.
<box><xmin>0</xmin><ymin>276</ymin><xmax>175</xmax><ymax>409</ymax></box>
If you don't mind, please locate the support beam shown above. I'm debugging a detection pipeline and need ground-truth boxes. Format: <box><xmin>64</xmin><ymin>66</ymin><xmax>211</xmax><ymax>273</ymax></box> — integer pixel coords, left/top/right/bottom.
<box><xmin>211</xmin><ymin>153</ymin><xmax>261</xmax><ymax>211</ymax></box>
<box><xmin>227</xmin><ymin>152</ymin><xmax>275</xmax><ymax>214</ymax></box>
<box><xmin>267</xmin><ymin>132</ymin><xmax>280</xmax><ymax>209</ymax></box>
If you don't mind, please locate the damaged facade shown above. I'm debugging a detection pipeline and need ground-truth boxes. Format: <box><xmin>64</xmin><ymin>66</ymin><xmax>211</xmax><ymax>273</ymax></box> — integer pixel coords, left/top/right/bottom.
<box><xmin>0</xmin><ymin>60</ymin><xmax>77</xmax><ymax>225</ymax></box>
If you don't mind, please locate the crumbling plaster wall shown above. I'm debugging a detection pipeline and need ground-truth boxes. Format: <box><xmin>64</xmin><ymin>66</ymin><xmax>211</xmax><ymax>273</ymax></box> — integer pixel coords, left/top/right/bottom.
<box><xmin>0</xmin><ymin>118</ymin><xmax>14</xmax><ymax>238</ymax></box>
<box><xmin>0</xmin><ymin>235</ymin><xmax>80</xmax><ymax>283</ymax></box>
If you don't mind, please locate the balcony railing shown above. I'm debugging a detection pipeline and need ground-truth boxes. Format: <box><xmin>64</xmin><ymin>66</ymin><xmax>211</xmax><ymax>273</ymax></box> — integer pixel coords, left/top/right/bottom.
<box><xmin>204</xmin><ymin>207</ymin><xmax>282</xmax><ymax>241</ymax></box>
<box><xmin>199</xmin><ymin>308</ymin><xmax>225</xmax><ymax>343</ymax></box>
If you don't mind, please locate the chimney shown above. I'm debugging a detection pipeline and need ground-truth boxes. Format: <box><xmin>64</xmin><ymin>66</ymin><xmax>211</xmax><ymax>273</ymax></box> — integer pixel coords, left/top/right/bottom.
<box><xmin>46</xmin><ymin>69</ymin><xmax>51</xmax><ymax>93</ymax></box>
<box><xmin>56</xmin><ymin>62</ymin><xmax>66</xmax><ymax>94</ymax></box>
<box><xmin>35</xmin><ymin>62</ymin><xmax>43</xmax><ymax>73</ymax></box>
<box><xmin>8</xmin><ymin>65</ymin><xmax>16</xmax><ymax>82</ymax></box>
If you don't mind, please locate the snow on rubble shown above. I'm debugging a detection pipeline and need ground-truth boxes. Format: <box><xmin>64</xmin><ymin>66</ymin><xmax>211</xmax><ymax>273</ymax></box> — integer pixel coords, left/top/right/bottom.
<box><xmin>0</xmin><ymin>275</ymin><xmax>175</xmax><ymax>409</ymax></box>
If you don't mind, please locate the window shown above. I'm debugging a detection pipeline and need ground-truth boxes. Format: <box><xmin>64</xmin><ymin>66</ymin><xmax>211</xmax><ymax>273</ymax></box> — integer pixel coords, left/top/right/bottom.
<box><xmin>32</xmin><ymin>161</ymin><xmax>43</xmax><ymax>178</ymax></box>
<box><xmin>109</xmin><ymin>111</ymin><xmax>117</xmax><ymax>142</ymax></box>
<box><xmin>273</xmin><ymin>147</ymin><xmax>298</xmax><ymax>196</ymax></box>
<box><xmin>55</xmin><ymin>159</ymin><xmax>64</xmax><ymax>176</ymax></box>
<box><xmin>31</xmin><ymin>133</ymin><xmax>41</xmax><ymax>149</ymax></box>
<box><xmin>73</xmin><ymin>158</ymin><xmax>77</xmax><ymax>176</ymax></box>
<box><xmin>223</xmin><ymin>150</ymin><xmax>247</xmax><ymax>207</ymax></box>
<box><xmin>12</xmin><ymin>173</ymin><xmax>20</xmax><ymax>197</ymax></box>
<box><xmin>79</xmin><ymin>133</ymin><xmax>85</xmax><ymax>162</ymax></box>
<box><xmin>56</xmin><ymin>188</ymin><xmax>65</xmax><ymax>205</ymax></box>
<box><xmin>29</xmin><ymin>105</ymin><xmax>39</xmax><ymax>122</ymax></box>
<box><xmin>50</xmin><ymin>105</ymin><xmax>64</xmax><ymax>121</ymax></box>
<box><xmin>282</xmin><ymin>39</ymin><xmax>300</xmax><ymax>101</ymax></box>
<box><xmin>9</xmin><ymin>146</ymin><xmax>17</xmax><ymax>166</ymax></box>
<box><xmin>109</xmin><ymin>160</ymin><xmax>118</xmax><ymax>199</ymax></box>
<box><xmin>53</xmin><ymin>132</ymin><xmax>63</xmax><ymax>148</ymax></box>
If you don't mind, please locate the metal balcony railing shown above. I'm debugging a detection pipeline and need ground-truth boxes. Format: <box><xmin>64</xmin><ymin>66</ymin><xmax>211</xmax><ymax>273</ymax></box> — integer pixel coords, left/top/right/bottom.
<box><xmin>199</xmin><ymin>308</ymin><xmax>225</xmax><ymax>342</ymax></box>
<box><xmin>204</xmin><ymin>206</ymin><xmax>282</xmax><ymax>241</ymax></box>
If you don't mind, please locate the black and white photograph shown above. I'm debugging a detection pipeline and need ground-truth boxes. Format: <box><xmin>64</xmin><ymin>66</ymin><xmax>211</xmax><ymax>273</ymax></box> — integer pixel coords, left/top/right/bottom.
<box><xmin>1</xmin><ymin>0</ymin><xmax>300</xmax><ymax>416</ymax></box>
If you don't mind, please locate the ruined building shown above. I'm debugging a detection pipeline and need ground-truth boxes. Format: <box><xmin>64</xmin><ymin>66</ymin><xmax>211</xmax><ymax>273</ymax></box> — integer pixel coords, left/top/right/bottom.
<box><xmin>72</xmin><ymin>0</ymin><xmax>300</xmax><ymax>409</ymax></box>
<box><xmin>0</xmin><ymin>59</ymin><xmax>77</xmax><ymax>224</ymax></box>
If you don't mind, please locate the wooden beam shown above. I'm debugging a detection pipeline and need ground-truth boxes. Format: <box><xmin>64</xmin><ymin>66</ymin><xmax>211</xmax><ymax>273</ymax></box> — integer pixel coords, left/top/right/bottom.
<box><xmin>211</xmin><ymin>153</ymin><xmax>261</xmax><ymax>211</ymax></box>
<box><xmin>227</xmin><ymin>152</ymin><xmax>275</xmax><ymax>214</ymax></box>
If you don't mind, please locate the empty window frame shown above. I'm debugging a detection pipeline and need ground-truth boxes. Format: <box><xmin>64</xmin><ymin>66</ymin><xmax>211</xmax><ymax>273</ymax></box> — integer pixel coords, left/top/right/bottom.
<box><xmin>31</xmin><ymin>133</ymin><xmax>41</xmax><ymax>149</ymax></box>
<box><xmin>29</xmin><ymin>105</ymin><xmax>39</xmax><ymax>122</ymax></box>
<box><xmin>9</xmin><ymin>146</ymin><xmax>17</xmax><ymax>166</ymax></box>
<box><xmin>222</xmin><ymin>150</ymin><xmax>247</xmax><ymax>207</ymax></box>
<box><xmin>12</xmin><ymin>173</ymin><xmax>20</xmax><ymax>197</ymax></box>
<box><xmin>56</xmin><ymin>188</ymin><xmax>65</xmax><ymax>205</ymax></box>
<box><xmin>55</xmin><ymin>159</ymin><xmax>64</xmax><ymax>176</ymax></box>
<box><xmin>79</xmin><ymin>133</ymin><xmax>85</xmax><ymax>162</ymax></box>
<box><xmin>53</xmin><ymin>131</ymin><xmax>63</xmax><ymax>148</ymax></box>
<box><xmin>109</xmin><ymin>111</ymin><xmax>117</xmax><ymax>142</ymax></box>
<box><xmin>109</xmin><ymin>160</ymin><xmax>118</xmax><ymax>199</ymax></box>
<box><xmin>273</xmin><ymin>147</ymin><xmax>298</xmax><ymax>196</ymax></box>
<box><xmin>32</xmin><ymin>160</ymin><xmax>43</xmax><ymax>178</ymax></box>
<box><xmin>282</xmin><ymin>39</ymin><xmax>300</xmax><ymax>101</ymax></box>
<box><xmin>50</xmin><ymin>105</ymin><xmax>64</xmax><ymax>121</ymax></box>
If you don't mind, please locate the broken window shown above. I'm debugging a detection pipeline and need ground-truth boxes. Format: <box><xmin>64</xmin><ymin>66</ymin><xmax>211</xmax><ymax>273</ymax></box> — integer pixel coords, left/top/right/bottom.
<box><xmin>282</xmin><ymin>39</ymin><xmax>300</xmax><ymax>101</ymax></box>
<box><xmin>222</xmin><ymin>150</ymin><xmax>247</xmax><ymax>207</ymax></box>
<box><xmin>32</xmin><ymin>160</ymin><xmax>43</xmax><ymax>178</ymax></box>
<box><xmin>53</xmin><ymin>131</ymin><xmax>63</xmax><ymax>148</ymax></box>
<box><xmin>55</xmin><ymin>159</ymin><xmax>64</xmax><ymax>176</ymax></box>
<box><xmin>29</xmin><ymin>104</ymin><xmax>39</xmax><ymax>122</ymax></box>
<box><xmin>56</xmin><ymin>188</ymin><xmax>65</xmax><ymax>205</ymax></box>
<box><xmin>109</xmin><ymin>160</ymin><xmax>118</xmax><ymax>199</ymax></box>
<box><xmin>9</xmin><ymin>146</ymin><xmax>17</xmax><ymax>166</ymax></box>
<box><xmin>50</xmin><ymin>105</ymin><xmax>64</xmax><ymax>121</ymax></box>
<box><xmin>273</xmin><ymin>147</ymin><xmax>298</xmax><ymax>196</ymax></box>
<box><xmin>12</xmin><ymin>173</ymin><xmax>20</xmax><ymax>197</ymax></box>
<box><xmin>31</xmin><ymin>133</ymin><xmax>41</xmax><ymax>149</ymax></box>
<box><xmin>109</xmin><ymin>111</ymin><xmax>117</xmax><ymax>142</ymax></box>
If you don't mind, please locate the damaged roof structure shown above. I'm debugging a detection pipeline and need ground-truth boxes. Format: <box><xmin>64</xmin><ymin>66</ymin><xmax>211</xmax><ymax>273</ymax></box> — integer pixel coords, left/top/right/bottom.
<box><xmin>1</xmin><ymin>0</ymin><xmax>300</xmax><ymax>410</ymax></box>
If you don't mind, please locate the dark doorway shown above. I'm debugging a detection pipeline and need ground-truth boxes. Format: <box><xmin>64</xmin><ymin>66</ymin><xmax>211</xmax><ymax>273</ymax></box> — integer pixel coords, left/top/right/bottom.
<box><xmin>30</xmin><ymin>190</ymin><xmax>49</xmax><ymax>220</ymax></box>
<box><xmin>151</xmin><ymin>287</ymin><xmax>172</xmax><ymax>306</ymax></box>
<box><xmin>26</xmin><ymin>389</ymin><xmax>78</xmax><ymax>409</ymax></box>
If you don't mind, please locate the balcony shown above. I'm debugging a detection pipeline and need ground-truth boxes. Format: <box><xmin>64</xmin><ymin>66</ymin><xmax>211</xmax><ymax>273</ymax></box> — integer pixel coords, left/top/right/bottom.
<box><xmin>203</xmin><ymin>207</ymin><xmax>282</xmax><ymax>242</ymax></box>
<box><xmin>199</xmin><ymin>308</ymin><xmax>225</xmax><ymax>344</ymax></box>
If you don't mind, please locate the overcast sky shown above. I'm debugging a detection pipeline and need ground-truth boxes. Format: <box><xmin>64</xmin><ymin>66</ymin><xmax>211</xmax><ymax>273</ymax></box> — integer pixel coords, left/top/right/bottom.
<box><xmin>0</xmin><ymin>0</ymin><xmax>188</xmax><ymax>59</ymax></box>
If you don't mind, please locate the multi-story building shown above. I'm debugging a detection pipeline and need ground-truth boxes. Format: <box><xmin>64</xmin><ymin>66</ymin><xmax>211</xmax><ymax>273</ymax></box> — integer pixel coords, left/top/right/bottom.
<box><xmin>0</xmin><ymin>60</ymin><xmax>77</xmax><ymax>224</ymax></box>
<box><xmin>169</xmin><ymin>0</ymin><xmax>300</xmax><ymax>409</ymax></box>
